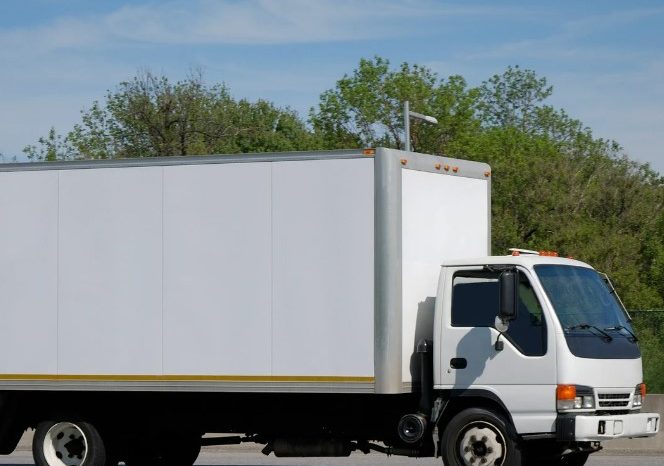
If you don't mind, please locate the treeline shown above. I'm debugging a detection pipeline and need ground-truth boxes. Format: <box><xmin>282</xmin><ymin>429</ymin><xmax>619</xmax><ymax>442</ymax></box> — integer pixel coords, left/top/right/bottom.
<box><xmin>24</xmin><ymin>57</ymin><xmax>664</xmax><ymax>390</ymax></box>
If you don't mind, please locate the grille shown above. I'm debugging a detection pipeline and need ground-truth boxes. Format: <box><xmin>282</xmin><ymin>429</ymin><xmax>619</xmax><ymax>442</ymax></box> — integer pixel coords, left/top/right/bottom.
<box><xmin>598</xmin><ymin>393</ymin><xmax>630</xmax><ymax>408</ymax></box>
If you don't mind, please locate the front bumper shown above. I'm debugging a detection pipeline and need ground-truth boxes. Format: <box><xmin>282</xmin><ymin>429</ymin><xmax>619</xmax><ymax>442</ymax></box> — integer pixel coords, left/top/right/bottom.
<box><xmin>557</xmin><ymin>412</ymin><xmax>660</xmax><ymax>442</ymax></box>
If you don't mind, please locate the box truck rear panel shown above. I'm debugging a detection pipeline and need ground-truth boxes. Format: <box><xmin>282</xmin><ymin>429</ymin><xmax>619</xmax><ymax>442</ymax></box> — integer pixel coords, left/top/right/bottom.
<box><xmin>401</xmin><ymin>169</ymin><xmax>490</xmax><ymax>385</ymax></box>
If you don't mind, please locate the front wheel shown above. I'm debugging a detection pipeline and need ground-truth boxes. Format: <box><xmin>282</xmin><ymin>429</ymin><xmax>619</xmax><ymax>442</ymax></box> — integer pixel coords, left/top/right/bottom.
<box><xmin>441</xmin><ymin>408</ymin><xmax>522</xmax><ymax>466</ymax></box>
<box><xmin>33</xmin><ymin>420</ymin><xmax>107</xmax><ymax>466</ymax></box>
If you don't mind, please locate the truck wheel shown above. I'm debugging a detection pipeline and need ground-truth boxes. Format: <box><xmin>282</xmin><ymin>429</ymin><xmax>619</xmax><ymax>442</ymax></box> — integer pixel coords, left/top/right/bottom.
<box><xmin>441</xmin><ymin>408</ymin><xmax>521</xmax><ymax>466</ymax></box>
<box><xmin>33</xmin><ymin>421</ymin><xmax>107</xmax><ymax>466</ymax></box>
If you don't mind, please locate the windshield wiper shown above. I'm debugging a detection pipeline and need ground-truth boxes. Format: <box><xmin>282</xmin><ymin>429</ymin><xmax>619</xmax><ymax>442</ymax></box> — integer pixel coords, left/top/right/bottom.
<box><xmin>604</xmin><ymin>325</ymin><xmax>638</xmax><ymax>343</ymax></box>
<box><xmin>564</xmin><ymin>323</ymin><xmax>613</xmax><ymax>342</ymax></box>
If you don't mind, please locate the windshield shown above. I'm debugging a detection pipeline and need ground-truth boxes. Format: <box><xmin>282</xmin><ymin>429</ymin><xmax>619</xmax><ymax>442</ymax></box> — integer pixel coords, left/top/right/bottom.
<box><xmin>535</xmin><ymin>265</ymin><xmax>639</xmax><ymax>359</ymax></box>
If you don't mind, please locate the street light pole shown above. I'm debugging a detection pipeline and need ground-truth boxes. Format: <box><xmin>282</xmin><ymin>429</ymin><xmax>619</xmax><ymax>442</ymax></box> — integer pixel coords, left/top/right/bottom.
<box><xmin>404</xmin><ymin>101</ymin><xmax>411</xmax><ymax>152</ymax></box>
<box><xmin>403</xmin><ymin>100</ymin><xmax>438</xmax><ymax>152</ymax></box>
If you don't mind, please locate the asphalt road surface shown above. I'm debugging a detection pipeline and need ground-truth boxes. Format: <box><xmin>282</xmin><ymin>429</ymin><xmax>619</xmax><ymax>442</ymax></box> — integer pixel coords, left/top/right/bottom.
<box><xmin>0</xmin><ymin>448</ymin><xmax>663</xmax><ymax>466</ymax></box>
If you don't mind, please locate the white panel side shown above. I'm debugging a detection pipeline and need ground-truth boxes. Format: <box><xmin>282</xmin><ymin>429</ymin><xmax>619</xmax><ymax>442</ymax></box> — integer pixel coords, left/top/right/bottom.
<box><xmin>58</xmin><ymin>167</ymin><xmax>163</xmax><ymax>374</ymax></box>
<box><xmin>272</xmin><ymin>158</ymin><xmax>374</xmax><ymax>377</ymax></box>
<box><xmin>163</xmin><ymin>163</ymin><xmax>271</xmax><ymax>375</ymax></box>
<box><xmin>401</xmin><ymin>171</ymin><xmax>489</xmax><ymax>383</ymax></box>
<box><xmin>0</xmin><ymin>171</ymin><xmax>59</xmax><ymax>374</ymax></box>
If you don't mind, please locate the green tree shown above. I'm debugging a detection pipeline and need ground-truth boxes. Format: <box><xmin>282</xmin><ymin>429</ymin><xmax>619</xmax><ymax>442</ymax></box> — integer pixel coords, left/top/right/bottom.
<box><xmin>477</xmin><ymin>65</ymin><xmax>553</xmax><ymax>132</ymax></box>
<box><xmin>24</xmin><ymin>127</ymin><xmax>76</xmax><ymax>161</ymax></box>
<box><xmin>25</xmin><ymin>71</ymin><xmax>318</xmax><ymax>160</ymax></box>
<box><xmin>310</xmin><ymin>56</ymin><xmax>480</xmax><ymax>154</ymax></box>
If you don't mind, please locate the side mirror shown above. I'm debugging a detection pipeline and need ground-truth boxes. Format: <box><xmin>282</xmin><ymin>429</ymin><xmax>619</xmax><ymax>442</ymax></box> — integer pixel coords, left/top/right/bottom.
<box><xmin>499</xmin><ymin>269</ymin><xmax>518</xmax><ymax>322</ymax></box>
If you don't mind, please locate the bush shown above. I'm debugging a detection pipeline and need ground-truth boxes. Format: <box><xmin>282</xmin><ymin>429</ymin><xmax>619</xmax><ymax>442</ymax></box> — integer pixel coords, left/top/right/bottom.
<box><xmin>631</xmin><ymin>310</ymin><xmax>664</xmax><ymax>393</ymax></box>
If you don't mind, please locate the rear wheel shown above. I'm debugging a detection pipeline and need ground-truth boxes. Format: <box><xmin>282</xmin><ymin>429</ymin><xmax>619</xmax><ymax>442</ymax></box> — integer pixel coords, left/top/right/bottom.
<box><xmin>33</xmin><ymin>421</ymin><xmax>107</xmax><ymax>466</ymax></box>
<box><xmin>441</xmin><ymin>407</ymin><xmax>522</xmax><ymax>466</ymax></box>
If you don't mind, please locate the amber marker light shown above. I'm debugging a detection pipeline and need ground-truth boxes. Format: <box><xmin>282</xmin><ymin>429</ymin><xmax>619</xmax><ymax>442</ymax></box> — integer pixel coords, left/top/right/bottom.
<box><xmin>362</xmin><ymin>148</ymin><xmax>375</xmax><ymax>156</ymax></box>
<box><xmin>444</xmin><ymin>164</ymin><xmax>450</xmax><ymax>171</ymax></box>
<box><xmin>435</xmin><ymin>163</ymin><xmax>441</xmax><ymax>170</ymax></box>
<box><xmin>452</xmin><ymin>166</ymin><xmax>459</xmax><ymax>173</ymax></box>
<box><xmin>484</xmin><ymin>171</ymin><xmax>491</xmax><ymax>177</ymax></box>
<box><xmin>400</xmin><ymin>159</ymin><xmax>408</xmax><ymax>165</ymax></box>
<box><xmin>557</xmin><ymin>384</ymin><xmax>577</xmax><ymax>411</ymax></box>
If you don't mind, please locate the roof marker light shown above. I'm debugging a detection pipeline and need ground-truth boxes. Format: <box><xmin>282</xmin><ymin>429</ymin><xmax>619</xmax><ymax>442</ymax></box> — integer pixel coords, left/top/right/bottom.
<box><xmin>508</xmin><ymin>248</ymin><xmax>539</xmax><ymax>256</ymax></box>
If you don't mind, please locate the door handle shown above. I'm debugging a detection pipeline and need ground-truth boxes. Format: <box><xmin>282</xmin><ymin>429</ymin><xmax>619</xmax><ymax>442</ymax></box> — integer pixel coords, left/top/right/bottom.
<box><xmin>450</xmin><ymin>358</ymin><xmax>467</xmax><ymax>369</ymax></box>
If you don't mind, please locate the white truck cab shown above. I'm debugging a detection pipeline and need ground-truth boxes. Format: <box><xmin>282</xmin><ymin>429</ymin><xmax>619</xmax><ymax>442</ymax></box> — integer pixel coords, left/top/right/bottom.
<box><xmin>433</xmin><ymin>251</ymin><xmax>659</xmax><ymax>463</ymax></box>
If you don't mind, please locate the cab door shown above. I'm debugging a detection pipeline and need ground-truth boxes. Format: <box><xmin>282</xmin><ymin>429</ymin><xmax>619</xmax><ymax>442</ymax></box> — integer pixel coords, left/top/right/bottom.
<box><xmin>437</xmin><ymin>265</ymin><xmax>557</xmax><ymax>434</ymax></box>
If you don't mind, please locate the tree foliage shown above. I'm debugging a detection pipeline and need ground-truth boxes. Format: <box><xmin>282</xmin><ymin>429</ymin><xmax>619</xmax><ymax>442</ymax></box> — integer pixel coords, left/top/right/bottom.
<box><xmin>310</xmin><ymin>56</ymin><xmax>479</xmax><ymax>154</ymax></box>
<box><xmin>24</xmin><ymin>71</ymin><xmax>317</xmax><ymax>161</ymax></box>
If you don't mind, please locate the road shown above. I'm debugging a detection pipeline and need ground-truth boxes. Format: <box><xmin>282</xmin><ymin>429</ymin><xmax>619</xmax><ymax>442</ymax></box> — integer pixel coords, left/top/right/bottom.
<box><xmin>0</xmin><ymin>448</ymin><xmax>663</xmax><ymax>466</ymax></box>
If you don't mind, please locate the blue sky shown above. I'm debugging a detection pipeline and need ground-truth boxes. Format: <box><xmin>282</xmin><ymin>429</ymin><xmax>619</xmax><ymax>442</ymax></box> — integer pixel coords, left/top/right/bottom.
<box><xmin>1</xmin><ymin>0</ymin><xmax>662</xmax><ymax>172</ymax></box>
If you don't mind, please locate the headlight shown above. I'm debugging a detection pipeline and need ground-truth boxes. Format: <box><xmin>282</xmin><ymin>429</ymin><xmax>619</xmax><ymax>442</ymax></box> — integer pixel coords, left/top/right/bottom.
<box><xmin>557</xmin><ymin>385</ymin><xmax>595</xmax><ymax>411</ymax></box>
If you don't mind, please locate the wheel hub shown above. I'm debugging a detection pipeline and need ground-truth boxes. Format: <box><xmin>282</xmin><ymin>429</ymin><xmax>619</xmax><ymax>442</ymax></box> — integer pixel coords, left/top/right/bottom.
<box><xmin>458</xmin><ymin>423</ymin><xmax>505</xmax><ymax>466</ymax></box>
<box><xmin>43</xmin><ymin>423</ymin><xmax>88</xmax><ymax>466</ymax></box>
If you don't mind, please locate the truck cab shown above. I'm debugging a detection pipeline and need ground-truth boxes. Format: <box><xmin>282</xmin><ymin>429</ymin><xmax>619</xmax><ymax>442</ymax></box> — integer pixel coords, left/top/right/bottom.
<box><xmin>433</xmin><ymin>251</ymin><xmax>659</xmax><ymax>464</ymax></box>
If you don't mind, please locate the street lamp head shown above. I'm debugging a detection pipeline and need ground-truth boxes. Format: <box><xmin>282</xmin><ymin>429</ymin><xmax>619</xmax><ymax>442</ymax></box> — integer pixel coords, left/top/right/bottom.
<box><xmin>408</xmin><ymin>110</ymin><xmax>438</xmax><ymax>125</ymax></box>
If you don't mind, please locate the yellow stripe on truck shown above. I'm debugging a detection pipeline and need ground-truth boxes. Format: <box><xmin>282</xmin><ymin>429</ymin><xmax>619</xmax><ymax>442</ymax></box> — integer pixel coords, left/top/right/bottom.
<box><xmin>0</xmin><ymin>374</ymin><xmax>375</xmax><ymax>383</ymax></box>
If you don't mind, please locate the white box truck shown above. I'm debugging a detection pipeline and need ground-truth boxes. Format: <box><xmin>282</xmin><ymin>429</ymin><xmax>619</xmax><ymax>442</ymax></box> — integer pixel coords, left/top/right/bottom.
<box><xmin>0</xmin><ymin>148</ymin><xmax>659</xmax><ymax>466</ymax></box>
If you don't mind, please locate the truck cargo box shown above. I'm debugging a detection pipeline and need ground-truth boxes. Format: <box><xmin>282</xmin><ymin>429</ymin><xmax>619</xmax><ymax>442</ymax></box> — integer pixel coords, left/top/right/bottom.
<box><xmin>0</xmin><ymin>148</ymin><xmax>489</xmax><ymax>394</ymax></box>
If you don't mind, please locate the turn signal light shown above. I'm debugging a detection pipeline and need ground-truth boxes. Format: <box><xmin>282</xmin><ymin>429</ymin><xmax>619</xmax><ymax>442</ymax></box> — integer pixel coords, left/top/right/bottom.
<box><xmin>557</xmin><ymin>384</ymin><xmax>576</xmax><ymax>411</ymax></box>
<box><xmin>557</xmin><ymin>384</ymin><xmax>576</xmax><ymax>400</ymax></box>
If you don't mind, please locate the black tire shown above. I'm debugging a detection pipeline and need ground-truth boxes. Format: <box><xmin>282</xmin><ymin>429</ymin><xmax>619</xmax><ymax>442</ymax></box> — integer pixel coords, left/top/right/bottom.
<box><xmin>441</xmin><ymin>407</ymin><xmax>522</xmax><ymax>466</ymax></box>
<box><xmin>33</xmin><ymin>420</ymin><xmax>107</xmax><ymax>466</ymax></box>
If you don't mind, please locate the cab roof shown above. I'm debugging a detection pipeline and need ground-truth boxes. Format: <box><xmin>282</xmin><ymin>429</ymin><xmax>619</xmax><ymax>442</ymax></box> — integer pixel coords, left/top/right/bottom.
<box><xmin>441</xmin><ymin>254</ymin><xmax>593</xmax><ymax>270</ymax></box>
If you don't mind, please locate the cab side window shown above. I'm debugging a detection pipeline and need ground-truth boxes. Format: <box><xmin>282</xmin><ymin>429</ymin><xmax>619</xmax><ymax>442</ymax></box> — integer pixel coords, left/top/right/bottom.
<box><xmin>451</xmin><ymin>270</ymin><xmax>547</xmax><ymax>356</ymax></box>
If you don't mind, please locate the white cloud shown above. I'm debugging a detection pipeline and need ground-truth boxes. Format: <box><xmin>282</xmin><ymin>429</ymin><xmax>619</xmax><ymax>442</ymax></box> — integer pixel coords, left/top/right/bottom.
<box><xmin>461</xmin><ymin>5</ymin><xmax>664</xmax><ymax>63</ymax></box>
<box><xmin>0</xmin><ymin>0</ymin><xmax>532</xmax><ymax>51</ymax></box>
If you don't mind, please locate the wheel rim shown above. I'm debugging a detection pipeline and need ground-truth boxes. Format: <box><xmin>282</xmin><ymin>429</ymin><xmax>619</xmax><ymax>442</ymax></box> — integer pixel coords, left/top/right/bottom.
<box><xmin>457</xmin><ymin>421</ymin><xmax>506</xmax><ymax>466</ymax></box>
<box><xmin>43</xmin><ymin>422</ymin><xmax>89</xmax><ymax>466</ymax></box>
